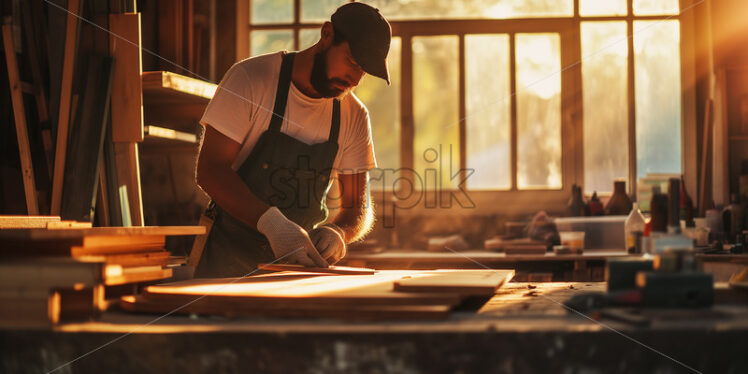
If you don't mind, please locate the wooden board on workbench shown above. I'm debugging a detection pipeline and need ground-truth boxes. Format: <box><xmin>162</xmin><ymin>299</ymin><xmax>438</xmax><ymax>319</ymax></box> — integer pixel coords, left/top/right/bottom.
<box><xmin>394</xmin><ymin>269</ymin><xmax>514</xmax><ymax>296</ymax></box>
<box><xmin>142</xmin><ymin>271</ymin><xmax>462</xmax><ymax>308</ymax></box>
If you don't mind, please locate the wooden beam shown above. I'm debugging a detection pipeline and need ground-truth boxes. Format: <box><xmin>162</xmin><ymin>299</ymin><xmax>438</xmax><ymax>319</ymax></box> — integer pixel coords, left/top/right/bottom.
<box><xmin>20</xmin><ymin>0</ymin><xmax>53</xmax><ymax>180</ymax></box>
<box><xmin>3</xmin><ymin>22</ymin><xmax>39</xmax><ymax>215</ymax></box>
<box><xmin>51</xmin><ymin>0</ymin><xmax>81</xmax><ymax>215</ymax></box>
<box><xmin>109</xmin><ymin>13</ymin><xmax>144</xmax><ymax>143</ymax></box>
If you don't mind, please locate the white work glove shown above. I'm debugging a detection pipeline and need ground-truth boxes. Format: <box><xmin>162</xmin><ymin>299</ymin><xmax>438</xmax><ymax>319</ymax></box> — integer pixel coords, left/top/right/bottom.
<box><xmin>256</xmin><ymin>207</ymin><xmax>328</xmax><ymax>267</ymax></box>
<box><xmin>309</xmin><ymin>224</ymin><xmax>347</xmax><ymax>264</ymax></box>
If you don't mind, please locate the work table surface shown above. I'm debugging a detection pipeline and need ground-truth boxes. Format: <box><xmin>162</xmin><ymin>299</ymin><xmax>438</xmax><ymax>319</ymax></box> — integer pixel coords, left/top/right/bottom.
<box><xmin>4</xmin><ymin>282</ymin><xmax>748</xmax><ymax>373</ymax></box>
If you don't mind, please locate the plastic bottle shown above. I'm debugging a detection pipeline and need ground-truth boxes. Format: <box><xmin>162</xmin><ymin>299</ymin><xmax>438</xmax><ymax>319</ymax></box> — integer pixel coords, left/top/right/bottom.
<box><xmin>625</xmin><ymin>202</ymin><xmax>646</xmax><ymax>253</ymax></box>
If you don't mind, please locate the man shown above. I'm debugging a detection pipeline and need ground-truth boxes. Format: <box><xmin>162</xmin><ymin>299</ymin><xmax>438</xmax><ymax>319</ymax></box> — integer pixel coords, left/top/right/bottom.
<box><xmin>194</xmin><ymin>3</ymin><xmax>391</xmax><ymax>278</ymax></box>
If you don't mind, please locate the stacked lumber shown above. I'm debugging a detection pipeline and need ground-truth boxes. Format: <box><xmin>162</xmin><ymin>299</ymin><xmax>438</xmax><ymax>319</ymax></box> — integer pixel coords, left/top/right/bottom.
<box><xmin>0</xmin><ymin>219</ymin><xmax>204</xmax><ymax>327</ymax></box>
<box><xmin>0</xmin><ymin>258</ymin><xmax>107</xmax><ymax>328</ymax></box>
<box><xmin>120</xmin><ymin>269</ymin><xmax>515</xmax><ymax>321</ymax></box>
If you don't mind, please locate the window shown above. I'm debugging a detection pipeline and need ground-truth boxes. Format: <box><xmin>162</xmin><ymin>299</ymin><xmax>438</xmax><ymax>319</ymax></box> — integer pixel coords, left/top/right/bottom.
<box><xmin>465</xmin><ymin>34</ymin><xmax>511</xmax><ymax>190</ymax></box>
<box><xmin>581</xmin><ymin>21</ymin><xmax>628</xmax><ymax>194</ymax></box>
<box><xmin>244</xmin><ymin>0</ymin><xmax>687</xmax><ymax>200</ymax></box>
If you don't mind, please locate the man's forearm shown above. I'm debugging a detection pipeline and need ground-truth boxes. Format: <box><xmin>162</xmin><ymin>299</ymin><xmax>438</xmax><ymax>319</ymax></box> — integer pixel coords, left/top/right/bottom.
<box><xmin>197</xmin><ymin>163</ymin><xmax>269</xmax><ymax>229</ymax></box>
<box><xmin>331</xmin><ymin>201</ymin><xmax>374</xmax><ymax>243</ymax></box>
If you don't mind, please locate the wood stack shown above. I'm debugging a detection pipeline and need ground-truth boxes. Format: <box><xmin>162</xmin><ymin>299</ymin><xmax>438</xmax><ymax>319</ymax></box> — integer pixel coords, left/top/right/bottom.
<box><xmin>0</xmin><ymin>258</ymin><xmax>106</xmax><ymax>328</ymax></box>
<box><xmin>120</xmin><ymin>269</ymin><xmax>515</xmax><ymax>321</ymax></box>
<box><xmin>0</xmin><ymin>216</ymin><xmax>204</xmax><ymax>327</ymax></box>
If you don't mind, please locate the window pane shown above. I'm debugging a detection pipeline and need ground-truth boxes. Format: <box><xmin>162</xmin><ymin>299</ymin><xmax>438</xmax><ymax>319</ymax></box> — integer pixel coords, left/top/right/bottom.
<box><xmin>515</xmin><ymin>33</ymin><xmax>562</xmax><ymax>189</ymax></box>
<box><xmin>413</xmin><ymin>36</ymin><xmax>459</xmax><ymax>190</ymax></box>
<box><xmin>633</xmin><ymin>0</ymin><xmax>680</xmax><ymax>16</ymax></box>
<box><xmin>361</xmin><ymin>0</ymin><xmax>572</xmax><ymax>20</ymax></box>
<box><xmin>301</xmin><ymin>0</ymin><xmax>348</xmax><ymax>23</ymax></box>
<box><xmin>579</xmin><ymin>0</ymin><xmax>627</xmax><ymax>16</ymax></box>
<box><xmin>300</xmin><ymin>28</ymin><xmax>319</xmax><ymax>50</ymax></box>
<box><xmin>582</xmin><ymin>22</ymin><xmax>628</xmax><ymax>194</ymax></box>
<box><xmin>465</xmin><ymin>34</ymin><xmax>511</xmax><ymax>190</ymax></box>
<box><xmin>250</xmin><ymin>30</ymin><xmax>293</xmax><ymax>57</ymax></box>
<box><xmin>634</xmin><ymin>20</ymin><xmax>682</xmax><ymax>179</ymax></box>
<box><xmin>251</xmin><ymin>0</ymin><xmax>293</xmax><ymax>24</ymax></box>
<box><xmin>356</xmin><ymin>38</ymin><xmax>401</xmax><ymax>191</ymax></box>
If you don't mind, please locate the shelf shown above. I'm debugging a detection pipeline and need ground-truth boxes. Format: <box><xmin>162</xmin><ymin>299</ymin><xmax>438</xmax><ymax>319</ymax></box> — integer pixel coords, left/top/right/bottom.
<box><xmin>142</xmin><ymin>71</ymin><xmax>217</xmax><ymax>106</ymax></box>
<box><xmin>143</xmin><ymin>125</ymin><xmax>198</xmax><ymax>145</ymax></box>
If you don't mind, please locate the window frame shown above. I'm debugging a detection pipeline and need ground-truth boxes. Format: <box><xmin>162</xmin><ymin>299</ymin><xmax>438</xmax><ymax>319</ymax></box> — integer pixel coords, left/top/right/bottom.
<box><xmin>238</xmin><ymin>0</ymin><xmax>698</xmax><ymax>216</ymax></box>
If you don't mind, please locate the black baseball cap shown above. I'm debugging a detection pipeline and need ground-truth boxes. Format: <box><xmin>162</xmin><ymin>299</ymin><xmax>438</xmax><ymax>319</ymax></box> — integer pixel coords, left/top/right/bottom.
<box><xmin>331</xmin><ymin>3</ymin><xmax>391</xmax><ymax>85</ymax></box>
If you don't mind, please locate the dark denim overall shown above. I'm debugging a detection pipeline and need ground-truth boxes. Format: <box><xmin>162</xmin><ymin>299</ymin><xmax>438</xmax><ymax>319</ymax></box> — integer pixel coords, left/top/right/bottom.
<box><xmin>195</xmin><ymin>52</ymin><xmax>340</xmax><ymax>278</ymax></box>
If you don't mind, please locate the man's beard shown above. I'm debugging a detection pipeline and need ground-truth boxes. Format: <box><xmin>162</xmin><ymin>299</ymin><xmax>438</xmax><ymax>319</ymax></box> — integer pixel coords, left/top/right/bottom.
<box><xmin>310</xmin><ymin>47</ymin><xmax>351</xmax><ymax>99</ymax></box>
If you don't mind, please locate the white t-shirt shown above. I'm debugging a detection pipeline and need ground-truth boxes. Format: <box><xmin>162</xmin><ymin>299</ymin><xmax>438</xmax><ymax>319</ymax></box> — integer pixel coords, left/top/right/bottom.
<box><xmin>200</xmin><ymin>51</ymin><xmax>377</xmax><ymax>175</ymax></box>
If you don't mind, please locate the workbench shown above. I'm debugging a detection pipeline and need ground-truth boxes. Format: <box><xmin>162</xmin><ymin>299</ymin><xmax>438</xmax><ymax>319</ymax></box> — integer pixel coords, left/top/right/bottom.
<box><xmin>3</xmin><ymin>282</ymin><xmax>748</xmax><ymax>373</ymax></box>
<box><xmin>341</xmin><ymin>250</ymin><xmax>748</xmax><ymax>283</ymax></box>
<box><xmin>340</xmin><ymin>249</ymin><xmax>630</xmax><ymax>282</ymax></box>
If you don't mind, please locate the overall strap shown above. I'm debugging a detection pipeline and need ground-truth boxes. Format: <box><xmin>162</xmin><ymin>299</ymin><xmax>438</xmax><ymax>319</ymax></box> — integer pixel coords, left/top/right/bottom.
<box><xmin>268</xmin><ymin>52</ymin><xmax>296</xmax><ymax>133</ymax></box>
<box><xmin>328</xmin><ymin>99</ymin><xmax>340</xmax><ymax>143</ymax></box>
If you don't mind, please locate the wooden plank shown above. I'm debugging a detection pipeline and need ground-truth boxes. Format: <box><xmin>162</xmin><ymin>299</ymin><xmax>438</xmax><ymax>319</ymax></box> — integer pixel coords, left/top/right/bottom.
<box><xmin>0</xmin><ymin>258</ymin><xmax>107</xmax><ymax>288</ymax></box>
<box><xmin>61</xmin><ymin>55</ymin><xmax>114</xmax><ymax>222</ymax></box>
<box><xmin>0</xmin><ymin>233</ymin><xmax>165</xmax><ymax>256</ymax></box>
<box><xmin>0</xmin><ymin>225</ymin><xmax>204</xmax><ymax>240</ymax></box>
<box><xmin>394</xmin><ymin>270</ymin><xmax>514</xmax><ymax>296</ymax></box>
<box><xmin>77</xmin><ymin>251</ymin><xmax>171</xmax><ymax>267</ymax></box>
<box><xmin>51</xmin><ymin>0</ymin><xmax>80</xmax><ymax>215</ymax></box>
<box><xmin>258</xmin><ymin>264</ymin><xmax>376</xmax><ymax>275</ymax></box>
<box><xmin>47</xmin><ymin>221</ymin><xmax>93</xmax><ymax>229</ymax></box>
<box><xmin>0</xmin><ymin>215</ymin><xmax>61</xmax><ymax>229</ymax></box>
<box><xmin>114</xmin><ymin>142</ymin><xmax>144</xmax><ymax>226</ymax></box>
<box><xmin>141</xmin><ymin>71</ymin><xmax>217</xmax><ymax>104</ymax></box>
<box><xmin>120</xmin><ymin>294</ymin><xmax>452</xmax><ymax>321</ymax></box>
<box><xmin>143</xmin><ymin>271</ymin><xmax>462</xmax><ymax>308</ymax></box>
<box><xmin>109</xmin><ymin>13</ymin><xmax>144</xmax><ymax>143</ymax></box>
<box><xmin>144</xmin><ymin>125</ymin><xmax>198</xmax><ymax>144</ymax></box>
<box><xmin>105</xmin><ymin>266</ymin><xmax>172</xmax><ymax>286</ymax></box>
<box><xmin>2</xmin><ymin>22</ymin><xmax>39</xmax><ymax>215</ymax></box>
<box><xmin>102</xmin><ymin>124</ymin><xmax>123</xmax><ymax>226</ymax></box>
<box><xmin>20</xmin><ymin>0</ymin><xmax>53</xmax><ymax>179</ymax></box>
